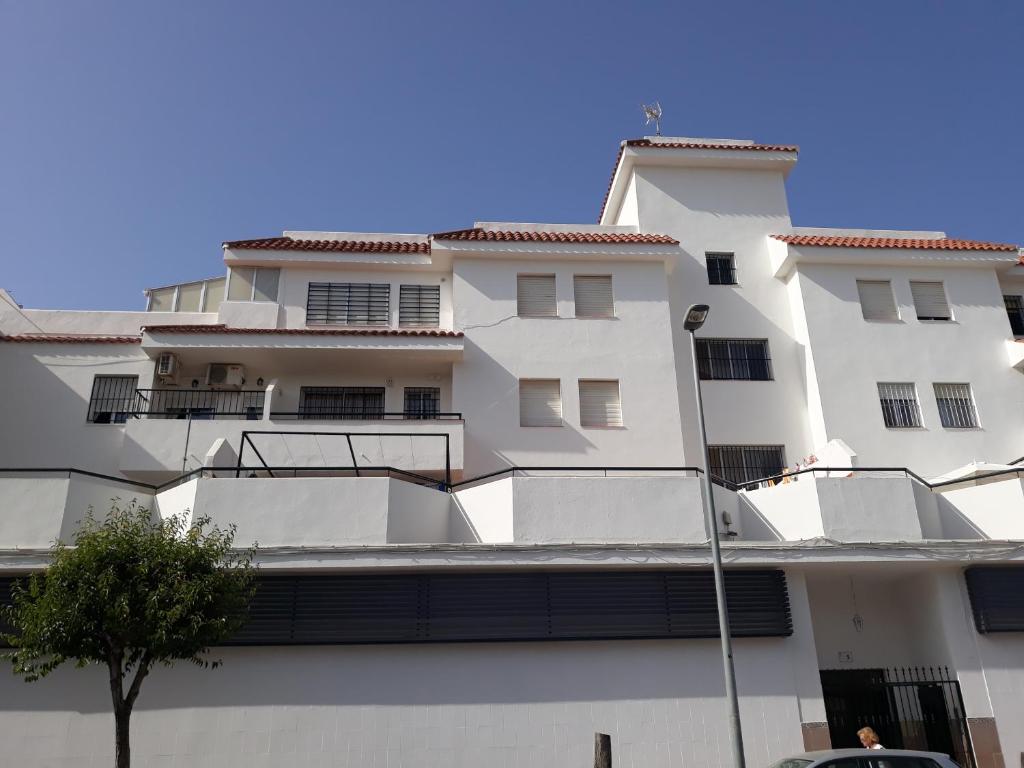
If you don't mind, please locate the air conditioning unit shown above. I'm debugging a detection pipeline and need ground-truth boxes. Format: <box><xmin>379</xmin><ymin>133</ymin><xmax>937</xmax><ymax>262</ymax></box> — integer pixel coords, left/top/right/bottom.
<box><xmin>206</xmin><ymin>363</ymin><xmax>245</xmax><ymax>389</ymax></box>
<box><xmin>156</xmin><ymin>352</ymin><xmax>179</xmax><ymax>382</ymax></box>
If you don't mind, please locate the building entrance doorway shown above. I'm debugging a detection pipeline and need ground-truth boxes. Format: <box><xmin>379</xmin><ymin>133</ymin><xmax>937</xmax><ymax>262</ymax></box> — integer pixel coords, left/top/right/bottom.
<box><xmin>820</xmin><ymin>667</ymin><xmax>974</xmax><ymax>768</ymax></box>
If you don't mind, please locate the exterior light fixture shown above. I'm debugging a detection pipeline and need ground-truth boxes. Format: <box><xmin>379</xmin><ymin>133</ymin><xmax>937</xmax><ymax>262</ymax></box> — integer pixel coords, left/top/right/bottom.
<box><xmin>684</xmin><ymin>303</ymin><xmax>710</xmax><ymax>331</ymax></box>
<box><xmin>256</xmin><ymin>377</ymin><xmax>264</xmax><ymax>387</ymax></box>
<box><xmin>191</xmin><ymin>379</ymin><xmax>199</xmax><ymax>388</ymax></box>
<box><xmin>685</xmin><ymin>303</ymin><xmax>747</xmax><ymax>768</ymax></box>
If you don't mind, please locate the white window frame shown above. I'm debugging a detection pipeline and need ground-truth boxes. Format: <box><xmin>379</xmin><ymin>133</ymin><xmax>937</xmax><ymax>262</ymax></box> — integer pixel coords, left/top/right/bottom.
<box><xmin>226</xmin><ymin>267</ymin><xmax>281</xmax><ymax>303</ymax></box>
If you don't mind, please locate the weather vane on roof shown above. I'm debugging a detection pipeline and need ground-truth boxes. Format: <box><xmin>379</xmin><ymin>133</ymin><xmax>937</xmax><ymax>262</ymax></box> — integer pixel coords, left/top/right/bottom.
<box><xmin>641</xmin><ymin>102</ymin><xmax>662</xmax><ymax>136</ymax></box>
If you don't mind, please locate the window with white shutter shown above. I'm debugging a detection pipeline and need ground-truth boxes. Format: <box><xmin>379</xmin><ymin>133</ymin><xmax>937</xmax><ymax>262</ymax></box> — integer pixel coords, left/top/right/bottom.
<box><xmin>517</xmin><ymin>275</ymin><xmax>556</xmax><ymax>318</ymax></box>
<box><xmin>519</xmin><ymin>379</ymin><xmax>562</xmax><ymax>427</ymax></box>
<box><xmin>578</xmin><ymin>380</ymin><xmax>622</xmax><ymax>427</ymax></box>
<box><xmin>856</xmin><ymin>280</ymin><xmax>899</xmax><ymax>321</ymax></box>
<box><xmin>573</xmin><ymin>275</ymin><xmax>614</xmax><ymax>318</ymax></box>
<box><xmin>910</xmin><ymin>281</ymin><xmax>951</xmax><ymax>321</ymax></box>
<box><xmin>399</xmin><ymin>285</ymin><xmax>440</xmax><ymax>326</ymax></box>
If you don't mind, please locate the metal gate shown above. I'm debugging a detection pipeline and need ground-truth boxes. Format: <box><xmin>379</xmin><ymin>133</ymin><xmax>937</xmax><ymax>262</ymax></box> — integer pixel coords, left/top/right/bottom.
<box><xmin>820</xmin><ymin>667</ymin><xmax>974</xmax><ymax>768</ymax></box>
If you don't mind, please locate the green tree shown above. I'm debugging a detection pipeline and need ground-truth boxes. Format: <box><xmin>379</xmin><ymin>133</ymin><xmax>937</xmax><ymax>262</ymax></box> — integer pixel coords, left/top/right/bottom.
<box><xmin>2</xmin><ymin>501</ymin><xmax>256</xmax><ymax>768</ymax></box>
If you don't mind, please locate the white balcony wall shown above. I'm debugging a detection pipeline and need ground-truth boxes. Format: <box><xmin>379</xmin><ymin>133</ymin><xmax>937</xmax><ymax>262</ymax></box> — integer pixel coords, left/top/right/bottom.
<box><xmin>935</xmin><ymin>478</ymin><xmax>1024</xmax><ymax>539</ymax></box>
<box><xmin>173</xmin><ymin>477</ymin><xmax>449</xmax><ymax>547</ymax></box>
<box><xmin>741</xmin><ymin>477</ymin><xmax>924</xmax><ymax>542</ymax></box>
<box><xmin>0</xmin><ymin>473</ymin><xmax>154</xmax><ymax>549</ymax></box>
<box><xmin>121</xmin><ymin>419</ymin><xmax>463</xmax><ymax>479</ymax></box>
<box><xmin>453</xmin><ymin>258</ymin><xmax>685</xmax><ymax>477</ymax></box>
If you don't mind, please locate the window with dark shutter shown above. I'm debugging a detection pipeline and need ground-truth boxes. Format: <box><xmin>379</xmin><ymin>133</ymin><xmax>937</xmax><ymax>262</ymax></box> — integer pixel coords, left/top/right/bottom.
<box><xmin>706</xmin><ymin>253</ymin><xmax>737</xmax><ymax>285</ymax></box>
<box><xmin>306</xmin><ymin>283</ymin><xmax>390</xmax><ymax>325</ymax></box>
<box><xmin>297</xmin><ymin>387</ymin><xmax>385</xmax><ymax>419</ymax></box>
<box><xmin>87</xmin><ymin>375</ymin><xmax>139</xmax><ymax>423</ymax></box>
<box><xmin>1004</xmin><ymin>295</ymin><xmax>1024</xmax><ymax>336</ymax></box>
<box><xmin>696</xmin><ymin>339</ymin><xmax>773</xmax><ymax>380</ymax></box>
<box><xmin>708</xmin><ymin>445</ymin><xmax>786</xmax><ymax>486</ymax></box>
<box><xmin>399</xmin><ymin>285</ymin><xmax>440</xmax><ymax>327</ymax></box>
<box><xmin>404</xmin><ymin>387</ymin><xmax>440</xmax><ymax>418</ymax></box>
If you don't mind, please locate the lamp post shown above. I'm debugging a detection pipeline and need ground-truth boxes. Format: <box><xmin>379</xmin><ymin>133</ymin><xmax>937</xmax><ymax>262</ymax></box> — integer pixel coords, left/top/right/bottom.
<box><xmin>684</xmin><ymin>303</ymin><xmax>746</xmax><ymax>768</ymax></box>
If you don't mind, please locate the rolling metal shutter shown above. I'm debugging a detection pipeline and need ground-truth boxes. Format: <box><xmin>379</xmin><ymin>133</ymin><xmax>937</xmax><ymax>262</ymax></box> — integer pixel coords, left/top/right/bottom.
<box><xmin>306</xmin><ymin>282</ymin><xmax>390</xmax><ymax>325</ymax></box>
<box><xmin>226</xmin><ymin>569</ymin><xmax>792</xmax><ymax>645</ymax></box>
<box><xmin>399</xmin><ymin>285</ymin><xmax>440</xmax><ymax>327</ymax></box>
<box><xmin>519</xmin><ymin>379</ymin><xmax>562</xmax><ymax>426</ymax></box>
<box><xmin>517</xmin><ymin>275</ymin><xmax>556</xmax><ymax>317</ymax></box>
<box><xmin>857</xmin><ymin>280</ymin><xmax>899</xmax><ymax>321</ymax></box>
<box><xmin>578</xmin><ymin>380</ymin><xmax>622</xmax><ymax>427</ymax></box>
<box><xmin>910</xmin><ymin>281</ymin><xmax>951</xmax><ymax>320</ymax></box>
<box><xmin>573</xmin><ymin>275</ymin><xmax>614</xmax><ymax>318</ymax></box>
<box><xmin>965</xmin><ymin>567</ymin><xmax>1024</xmax><ymax>632</ymax></box>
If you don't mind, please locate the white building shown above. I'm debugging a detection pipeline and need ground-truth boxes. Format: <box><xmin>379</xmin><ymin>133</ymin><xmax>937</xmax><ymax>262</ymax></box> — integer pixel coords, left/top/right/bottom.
<box><xmin>1</xmin><ymin>135</ymin><xmax>1023</xmax><ymax>768</ymax></box>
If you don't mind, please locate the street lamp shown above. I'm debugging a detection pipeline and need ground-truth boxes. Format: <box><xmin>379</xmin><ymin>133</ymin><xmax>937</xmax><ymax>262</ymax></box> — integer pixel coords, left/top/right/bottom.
<box><xmin>685</xmin><ymin>303</ymin><xmax>746</xmax><ymax>768</ymax></box>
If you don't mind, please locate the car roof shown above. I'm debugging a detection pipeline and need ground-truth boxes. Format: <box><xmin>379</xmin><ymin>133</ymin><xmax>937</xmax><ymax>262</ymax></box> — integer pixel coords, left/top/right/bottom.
<box><xmin>789</xmin><ymin>749</ymin><xmax>952</xmax><ymax>760</ymax></box>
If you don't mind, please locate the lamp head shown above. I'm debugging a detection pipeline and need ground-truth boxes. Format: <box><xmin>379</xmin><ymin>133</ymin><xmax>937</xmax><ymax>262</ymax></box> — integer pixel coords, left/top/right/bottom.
<box><xmin>683</xmin><ymin>304</ymin><xmax>710</xmax><ymax>331</ymax></box>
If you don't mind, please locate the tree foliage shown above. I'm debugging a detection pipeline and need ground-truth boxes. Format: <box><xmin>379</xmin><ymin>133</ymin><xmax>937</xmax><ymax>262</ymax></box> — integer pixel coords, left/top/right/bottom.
<box><xmin>2</xmin><ymin>500</ymin><xmax>256</xmax><ymax>767</ymax></box>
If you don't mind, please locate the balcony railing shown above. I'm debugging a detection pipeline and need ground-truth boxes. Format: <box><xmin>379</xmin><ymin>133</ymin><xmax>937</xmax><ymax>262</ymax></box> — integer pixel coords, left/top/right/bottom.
<box><xmin>130</xmin><ymin>389</ymin><xmax>265</xmax><ymax>420</ymax></box>
<box><xmin>269</xmin><ymin>410</ymin><xmax>462</xmax><ymax>420</ymax></box>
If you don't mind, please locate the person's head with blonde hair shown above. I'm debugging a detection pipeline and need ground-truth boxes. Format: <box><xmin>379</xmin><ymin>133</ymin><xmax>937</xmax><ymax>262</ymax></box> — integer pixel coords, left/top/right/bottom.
<box><xmin>857</xmin><ymin>727</ymin><xmax>882</xmax><ymax>749</ymax></box>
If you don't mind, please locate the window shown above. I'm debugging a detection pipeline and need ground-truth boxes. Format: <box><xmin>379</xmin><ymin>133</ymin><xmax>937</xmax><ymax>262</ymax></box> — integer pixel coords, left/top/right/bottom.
<box><xmin>404</xmin><ymin>387</ymin><xmax>440</xmax><ymax>419</ymax></box>
<box><xmin>202</xmin><ymin>277</ymin><xmax>226</xmax><ymax>312</ymax></box>
<box><xmin>910</xmin><ymin>280</ymin><xmax>951</xmax><ymax>321</ymax></box>
<box><xmin>706</xmin><ymin>253</ymin><xmax>737</xmax><ymax>285</ymax></box>
<box><xmin>146</xmin><ymin>277</ymin><xmax>227</xmax><ymax>313</ymax></box>
<box><xmin>227</xmin><ymin>267</ymin><xmax>280</xmax><ymax>303</ymax></box>
<box><xmin>578</xmin><ymin>380</ymin><xmax>623</xmax><ymax>427</ymax></box>
<box><xmin>1005</xmin><ymin>295</ymin><xmax>1024</xmax><ymax>336</ymax></box>
<box><xmin>934</xmin><ymin>383</ymin><xmax>978</xmax><ymax>428</ymax></box>
<box><xmin>573</xmin><ymin>275</ymin><xmax>614</xmax><ymax>318</ymax></box>
<box><xmin>87</xmin><ymin>375</ymin><xmax>139</xmax><ymax>424</ymax></box>
<box><xmin>878</xmin><ymin>383</ymin><xmax>922</xmax><ymax>428</ymax></box>
<box><xmin>297</xmin><ymin>387</ymin><xmax>385</xmax><ymax>419</ymax></box>
<box><xmin>176</xmin><ymin>282</ymin><xmax>204</xmax><ymax>313</ymax></box>
<box><xmin>517</xmin><ymin>275</ymin><xmax>556</xmax><ymax>318</ymax></box>
<box><xmin>696</xmin><ymin>339</ymin><xmax>772</xmax><ymax>381</ymax></box>
<box><xmin>147</xmin><ymin>287</ymin><xmax>176</xmax><ymax>312</ymax></box>
<box><xmin>708</xmin><ymin>445</ymin><xmax>786</xmax><ymax>487</ymax></box>
<box><xmin>399</xmin><ymin>285</ymin><xmax>440</xmax><ymax>327</ymax></box>
<box><xmin>519</xmin><ymin>379</ymin><xmax>562</xmax><ymax>427</ymax></box>
<box><xmin>306</xmin><ymin>283</ymin><xmax>390</xmax><ymax>325</ymax></box>
<box><xmin>857</xmin><ymin>280</ymin><xmax>899</xmax><ymax>321</ymax></box>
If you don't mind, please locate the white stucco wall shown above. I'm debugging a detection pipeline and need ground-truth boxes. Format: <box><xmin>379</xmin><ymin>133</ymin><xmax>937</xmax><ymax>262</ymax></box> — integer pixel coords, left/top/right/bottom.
<box><xmin>0</xmin><ymin>636</ymin><xmax>808</xmax><ymax>768</ymax></box>
<box><xmin>937</xmin><ymin>479</ymin><xmax>1024</xmax><ymax>539</ymax></box>
<box><xmin>794</xmin><ymin>262</ymin><xmax>1024</xmax><ymax>477</ymax></box>
<box><xmin>452</xmin><ymin>258</ymin><xmax>685</xmax><ymax>476</ymax></box>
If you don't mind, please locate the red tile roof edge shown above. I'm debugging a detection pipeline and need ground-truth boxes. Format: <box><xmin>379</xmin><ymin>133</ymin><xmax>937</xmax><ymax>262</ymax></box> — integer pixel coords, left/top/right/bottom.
<box><xmin>432</xmin><ymin>228</ymin><xmax>678</xmax><ymax>244</ymax></box>
<box><xmin>597</xmin><ymin>138</ymin><xmax>799</xmax><ymax>223</ymax></box>
<box><xmin>771</xmin><ymin>234</ymin><xmax>1019</xmax><ymax>252</ymax></box>
<box><xmin>141</xmin><ymin>325</ymin><xmax>464</xmax><ymax>338</ymax></box>
<box><xmin>0</xmin><ymin>334</ymin><xmax>142</xmax><ymax>344</ymax></box>
<box><xmin>224</xmin><ymin>237</ymin><xmax>431</xmax><ymax>254</ymax></box>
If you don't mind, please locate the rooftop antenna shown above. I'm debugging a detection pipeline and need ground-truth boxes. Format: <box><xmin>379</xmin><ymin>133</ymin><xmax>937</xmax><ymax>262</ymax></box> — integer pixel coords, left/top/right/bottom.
<box><xmin>641</xmin><ymin>102</ymin><xmax>663</xmax><ymax>136</ymax></box>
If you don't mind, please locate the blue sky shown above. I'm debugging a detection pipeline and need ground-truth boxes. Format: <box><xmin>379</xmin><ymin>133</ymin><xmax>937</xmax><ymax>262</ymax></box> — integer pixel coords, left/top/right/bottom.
<box><xmin>2</xmin><ymin>0</ymin><xmax>1021</xmax><ymax>311</ymax></box>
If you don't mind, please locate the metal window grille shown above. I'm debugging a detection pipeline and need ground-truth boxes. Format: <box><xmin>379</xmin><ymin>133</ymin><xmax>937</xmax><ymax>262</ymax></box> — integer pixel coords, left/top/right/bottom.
<box><xmin>910</xmin><ymin>281</ymin><xmax>951</xmax><ymax>321</ymax></box>
<box><xmin>578</xmin><ymin>380</ymin><xmax>622</xmax><ymax>427</ymax></box>
<box><xmin>1004</xmin><ymin>295</ymin><xmax>1024</xmax><ymax>336</ymax></box>
<box><xmin>878</xmin><ymin>383</ymin><xmax>922</xmax><ymax>428</ymax></box>
<box><xmin>87</xmin><ymin>375</ymin><xmax>139</xmax><ymax>423</ymax></box>
<box><xmin>403</xmin><ymin>387</ymin><xmax>440</xmax><ymax>419</ymax></box>
<box><xmin>708</xmin><ymin>445</ymin><xmax>786</xmax><ymax>486</ymax></box>
<box><xmin>297</xmin><ymin>387</ymin><xmax>385</xmax><ymax>419</ymax></box>
<box><xmin>573</xmin><ymin>275</ymin><xmax>614</xmax><ymax>318</ymax></box>
<box><xmin>933</xmin><ymin>383</ymin><xmax>978</xmax><ymax>428</ymax></box>
<box><xmin>706</xmin><ymin>253</ymin><xmax>737</xmax><ymax>285</ymax></box>
<box><xmin>965</xmin><ymin>566</ymin><xmax>1024</xmax><ymax>632</ymax></box>
<box><xmin>857</xmin><ymin>280</ymin><xmax>899</xmax><ymax>321</ymax></box>
<box><xmin>306</xmin><ymin>283</ymin><xmax>390</xmax><ymax>325</ymax></box>
<box><xmin>519</xmin><ymin>379</ymin><xmax>562</xmax><ymax>426</ymax></box>
<box><xmin>696</xmin><ymin>339</ymin><xmax>773</xmax><ymax>380</ymax></box>
<box><xmin>399</xmin><ymin>285</ymin><xmax>440</xmax><ymax>327</ymax></box>
<box><xmin>517</xmin><ymin>275</ymin><xmax>557</xmax><ymax>317</ymax></box>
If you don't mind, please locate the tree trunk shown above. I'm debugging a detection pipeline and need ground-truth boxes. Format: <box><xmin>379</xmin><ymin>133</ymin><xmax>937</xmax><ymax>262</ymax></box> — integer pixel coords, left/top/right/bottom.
<box><xmin>114</xmin><ymin>705</ymin><xmax>131</xmax><ymax>768</ymax></box>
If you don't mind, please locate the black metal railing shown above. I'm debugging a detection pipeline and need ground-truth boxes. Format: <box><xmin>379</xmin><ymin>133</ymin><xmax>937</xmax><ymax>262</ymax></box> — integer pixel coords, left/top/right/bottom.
<box><xmin>130</xmin><ymin>389</ymin><xmax>265</xmax><ymax>420</ymax></box>
<box><xmin>270</xmin><ymin>410</ymin><xmax>462</xmax><ymax>421</ymax></box>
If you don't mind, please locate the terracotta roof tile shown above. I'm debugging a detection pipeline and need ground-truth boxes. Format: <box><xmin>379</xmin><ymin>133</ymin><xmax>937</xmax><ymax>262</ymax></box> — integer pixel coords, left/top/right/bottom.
<box><xmin>0</xmin><ymin>334</ymin><xmax>142</xmax><ymax>344</ymax></box>
<box><xmin>224</xmin><ymin>237</ymin><xmax>430</xmax><ymax>254</ymax></box>
<box><xmin>432</xmin><ymin>228</ymin><xmax>677</xmax><ymax>245</ymax></box>
<box><xmin>142</xmin><ymin>325</ymin><xmax>463</xmax><ymax>338</ymax></box>
<box><xmin>771</xmin><ymin>234</ymin><xmax>1018</xmax><ymax>252</ymax></box>
<box><xmin>598</xmin><ymin>138</ymin><xmax>799</xmax><ymax>222</ymax></box>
